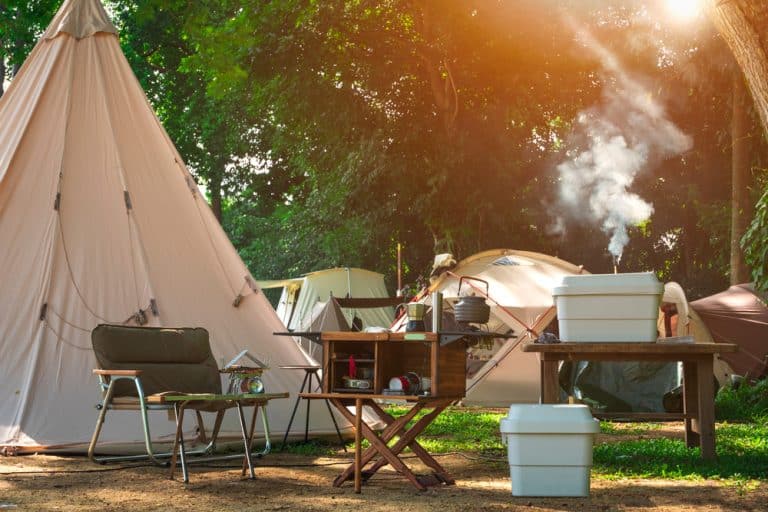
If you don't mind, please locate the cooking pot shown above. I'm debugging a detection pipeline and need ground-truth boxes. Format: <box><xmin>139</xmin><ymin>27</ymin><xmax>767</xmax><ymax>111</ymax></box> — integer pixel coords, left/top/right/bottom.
<box><xmin>454</xmin><ymin>276</ymin><xmax>491</xmax><ymax>324</ymax></box>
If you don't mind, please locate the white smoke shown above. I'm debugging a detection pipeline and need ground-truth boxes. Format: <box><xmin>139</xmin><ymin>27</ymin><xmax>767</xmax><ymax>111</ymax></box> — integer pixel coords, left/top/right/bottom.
<box><xmin>555</xmin><ymin>27</ymin><xmax>692</xmax><ymax>262</ymax></box>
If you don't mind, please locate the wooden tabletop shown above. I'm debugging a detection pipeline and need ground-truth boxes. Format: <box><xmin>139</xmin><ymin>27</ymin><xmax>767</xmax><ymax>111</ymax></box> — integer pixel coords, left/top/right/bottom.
<box><xmin>146</xmin><ymin>392</ymin><xmax>289</xmax><ymax>404</ymax></box>
<box><xmin>320</xmin><ymin>331</ymin><xmax>439</xmax><ymax>342</ymax></box>
<box><xmin>300</xmin><ymin>392</ymin><xmax>461</xmax><ymax>402</ymax></box>
<box><xmin>521</xmin><ymin>341</ymin><xmax>739</xmax><ymax>354</ymax></box>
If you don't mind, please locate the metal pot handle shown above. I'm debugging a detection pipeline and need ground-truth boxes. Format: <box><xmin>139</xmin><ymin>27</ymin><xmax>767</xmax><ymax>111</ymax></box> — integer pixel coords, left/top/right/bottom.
<box><xmin>457</xmin><ymin>276</ymin><xmax>490</xmax><ymax>297</ymax></box>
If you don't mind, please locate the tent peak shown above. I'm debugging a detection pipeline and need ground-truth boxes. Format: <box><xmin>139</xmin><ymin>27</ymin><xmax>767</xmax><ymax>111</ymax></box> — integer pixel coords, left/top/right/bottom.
<box><xmin>43</xmin><ymin>0</ymin><xmax>117</xmax><ymax>40</ymax></box>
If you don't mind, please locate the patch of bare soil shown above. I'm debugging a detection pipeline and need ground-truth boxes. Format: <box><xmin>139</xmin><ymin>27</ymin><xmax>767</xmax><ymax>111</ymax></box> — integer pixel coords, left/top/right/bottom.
<box><xmin>0</xmin><ymin>426</ymin><xmax>765</xmax><ymax>512</ymax></box>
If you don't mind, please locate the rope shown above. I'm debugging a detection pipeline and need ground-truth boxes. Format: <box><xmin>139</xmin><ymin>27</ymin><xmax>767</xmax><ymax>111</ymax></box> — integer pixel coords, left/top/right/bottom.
<box><xmin>46</xmin><ymin>304</ymin><xmax>92</xmax><ymax>333</ymax></box>
<box><xmin>55</xmin><ymin>210</ymin><xmax>116</xmax><ymax>323</ymax></box>
<box><xmin>39</xmin><ymin>42</ymin><xmax>115</xmax><ymax>323</ymax></box>
<box><xmin>91</xmin><ymin>43</ymin><xmax>144</xmax><ymax>314</ymax></box>
<box><xmin>42</xmin><ymin>318</ymin><xmax>91</xmax><ymax>351</ymax></box>
<box><xmin>183</xmin><ymin>159</ymin><xmax>238</xmax><ymax>297</ymax></box>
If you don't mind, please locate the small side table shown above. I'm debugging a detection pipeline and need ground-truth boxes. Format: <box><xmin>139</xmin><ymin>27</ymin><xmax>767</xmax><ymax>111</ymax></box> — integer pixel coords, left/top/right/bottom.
<box><xmin>279</xmin><ymin>365</ymin><xmax>346</xmax><ymax>451</ymax></box>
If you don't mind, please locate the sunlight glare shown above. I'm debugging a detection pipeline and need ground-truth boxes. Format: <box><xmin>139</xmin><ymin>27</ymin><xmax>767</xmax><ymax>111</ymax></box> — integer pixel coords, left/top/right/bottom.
<box><xmin>666</xmin><ymin>0</ymin><xmax>703</xmax><ymax>22</ymax></box>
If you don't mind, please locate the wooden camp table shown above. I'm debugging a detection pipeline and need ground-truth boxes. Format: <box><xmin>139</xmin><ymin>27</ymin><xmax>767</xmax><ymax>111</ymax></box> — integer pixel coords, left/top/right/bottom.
<box><xmin>300</xmin><ymin>392</ymin><xmax>459</xmax><ymax>493</ymax></box>
<box><xmin>297</xmin><ymin>330</ymin><xmax>487</xmax><ymax>492</ymax></box>
<box><xmin>522</xmin><ymin>341</ymin><xmax>738</xmax><ymax>460</ymax></box>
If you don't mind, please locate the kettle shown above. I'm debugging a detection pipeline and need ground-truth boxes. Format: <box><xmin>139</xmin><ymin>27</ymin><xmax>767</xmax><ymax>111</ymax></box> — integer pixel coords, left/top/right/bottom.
<box><xmin>401</xmin><ymin>302</ymin><xmax>426</xmax><ymax>332</ymax></box>
<box><xmin>454</xmin><ymin>276</ymin><xmax>491</xmax><ymax>324</ymax></box>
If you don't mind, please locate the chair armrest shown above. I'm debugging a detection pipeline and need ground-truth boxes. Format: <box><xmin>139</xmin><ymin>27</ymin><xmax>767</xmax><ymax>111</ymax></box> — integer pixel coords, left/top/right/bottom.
<box><xmin>93</xmin><ymin>369</ymin><xmax>143</xmax><ymax>377</ymax></box>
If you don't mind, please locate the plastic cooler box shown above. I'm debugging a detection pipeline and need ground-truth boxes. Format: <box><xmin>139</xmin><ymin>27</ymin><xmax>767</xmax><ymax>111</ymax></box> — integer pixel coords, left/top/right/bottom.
<box><xmin>553</xmin><ymin>272</ymin><xmax>664</xmax><ymax>342</ymax></box>
<box><xmin>500</xmin><ymin>404</ymin><xmax>600</xmax><ymax>497</ymax></box>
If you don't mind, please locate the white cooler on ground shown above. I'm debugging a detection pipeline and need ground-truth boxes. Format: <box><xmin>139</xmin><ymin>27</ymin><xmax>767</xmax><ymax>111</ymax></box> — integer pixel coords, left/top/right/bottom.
<box><xmin>553</xmin><ymin>272</ymin><xmax>664</xmax><ymax>342</ymax></box>
<box><xmin>500</xmin><ymin>404</ymin><xmax>600</xmax><ymax>497</ymax></box>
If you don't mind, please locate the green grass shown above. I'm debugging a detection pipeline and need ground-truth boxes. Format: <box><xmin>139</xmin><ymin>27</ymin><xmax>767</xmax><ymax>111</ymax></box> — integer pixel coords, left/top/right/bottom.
<box><xmin>280</xmin><ymin>404</ymin><xmax>768</xmax><ymax>484</ymax></box>
<box><xmin>592</xmin><ymin>420</ymin><xmax>768</xmax><ymax>480</ymax></box>
<box><xmin>715</xmin><ymin>379</ymin><xmax>768</xmax><ymax>423</ymax></box>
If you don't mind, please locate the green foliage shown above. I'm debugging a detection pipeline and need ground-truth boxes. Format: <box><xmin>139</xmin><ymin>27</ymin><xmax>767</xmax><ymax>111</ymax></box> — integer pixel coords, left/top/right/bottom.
<box><xmin>6</xmin><ymin>1</ymin><xmax>760</xmax><ymax>294</ymax></box>
<box><xmin>0</xmin><ymin>0</ymin><xmax>60</xmax><ymax>92</ymax></box>
<box><xmin>743</xmin><ymin>190</ymin><xmax>768</xmax><ymax>292</ymax></box>
<box><xmin>171</xmin><ymin>0</ymin><xmax>759</xmax><ymax>292</ymax></box>
<box><xmin>716</xmin><ymin>379</ymin><xmax>768</xmax><ymax>423</ymax></box>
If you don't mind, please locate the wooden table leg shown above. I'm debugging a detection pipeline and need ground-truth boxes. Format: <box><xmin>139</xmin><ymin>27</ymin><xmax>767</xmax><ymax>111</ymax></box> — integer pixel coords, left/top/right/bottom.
<box><xmin>697</xmin><ymin>357</ymin><xmax>716</xmax><ymax>460</ymax></box>
<box><xmin>366</xmin><ymin>400</ymin><xmax>455</xmax><ymax>485</ymax></box>
<box><xmin>242</xmin><ymin>402</ymin><xmax>261</xmax><ymax>476</ymax></box>
<box><xmin>682</xmin><ymin>360</ymin><xmax>700</xmax><ymax>448</ymax></box>
<box><xmin>332</xmin><ymin>403</ymin><xmax>421</xmax><ymax>487</ymax></box>
<box><xmin>541</xmin><ymin>355</ymin><xmax>560</xmax><ymax>403</ymax></box>
<box><xmin>354</xmin><ymin>398</ymin><xmax>362</xmax><ymax>494</ymax></box>
<box><xmin>236</xmin><ymin>402</ymin><xmax>256</xmax><ymax>479</ymax></box>
<box><xmin>330</xmin><ymin>398</ymin><xmax>427</xmax><ymax>491</ymax></box>
<box><xmin>170</xmin><ymin>402</ymin><xmax>190</xmax><ymax>483</ymax></box>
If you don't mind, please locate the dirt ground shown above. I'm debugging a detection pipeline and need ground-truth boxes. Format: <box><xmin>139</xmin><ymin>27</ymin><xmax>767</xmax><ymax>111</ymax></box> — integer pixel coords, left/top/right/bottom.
<box><xmin>1</xmin><ymin>424</ymin><xmax>765</xmax><ymax>512</ymax></box>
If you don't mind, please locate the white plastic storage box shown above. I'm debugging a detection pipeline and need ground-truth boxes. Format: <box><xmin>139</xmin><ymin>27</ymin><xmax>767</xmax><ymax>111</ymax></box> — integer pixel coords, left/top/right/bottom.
<box><xmin>500</xmin><ymin>404</ymin><xmax>599</xmax><ymax>497</ymax></box>
<box><xmin>553</xmin><ymin>272</ymin><xmax>663</xmax><ymax>342</ymax></box>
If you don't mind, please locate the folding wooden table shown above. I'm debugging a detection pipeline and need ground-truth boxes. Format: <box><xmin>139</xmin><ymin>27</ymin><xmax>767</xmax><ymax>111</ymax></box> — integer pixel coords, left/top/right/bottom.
<box><xmin>300</xmin><ymin>392</ymin><xmax>459</xmax><ymax>492</ymax></box>
<box><xmin>522</xmin><ymin>341</ymin><xmax>738</xmax><ymax>459</ymax></box>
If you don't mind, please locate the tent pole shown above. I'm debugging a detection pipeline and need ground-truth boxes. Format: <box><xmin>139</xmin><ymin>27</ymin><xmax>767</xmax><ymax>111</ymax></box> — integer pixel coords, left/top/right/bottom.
<box><xmin>397</xmin><ymin>243</ymin><xmax>402</xmax><ymax>296</ymax></box>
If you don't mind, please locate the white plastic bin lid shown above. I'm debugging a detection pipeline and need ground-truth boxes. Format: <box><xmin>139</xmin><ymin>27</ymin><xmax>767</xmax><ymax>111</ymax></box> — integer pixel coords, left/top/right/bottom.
<box><xmin>553</xmin><ymin>272</ymin><xmax>663</xmax><ymax>296</ymax></box>
<box><xmin>500</xmin><ymin>404</ymin><xmax>600</xmax><ymax>434</ymax></box>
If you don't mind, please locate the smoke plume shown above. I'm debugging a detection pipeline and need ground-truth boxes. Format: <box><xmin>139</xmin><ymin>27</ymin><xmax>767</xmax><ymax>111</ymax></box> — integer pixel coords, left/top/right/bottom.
<box><xmin>555</xmin><ymin>28</ymin><xmax>692</xmax><ymax>262</ymax></box>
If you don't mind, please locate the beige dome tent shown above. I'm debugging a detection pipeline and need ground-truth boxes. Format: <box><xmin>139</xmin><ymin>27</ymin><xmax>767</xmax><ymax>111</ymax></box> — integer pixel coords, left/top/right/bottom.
<box><xmin>0</xmin><ymin>0</ymin><xmax>346</xmax><ymax>452</ymax></box>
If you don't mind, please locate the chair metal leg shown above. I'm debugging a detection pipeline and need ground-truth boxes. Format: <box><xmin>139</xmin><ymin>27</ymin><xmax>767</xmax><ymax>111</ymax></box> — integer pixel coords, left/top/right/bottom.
<box><xmin>304</xmin><ymin>390</ymin><xmax>311</xmax><ymax>443</ymax></box>
<box><xmin>260</xmin><ymin>404</ymin><xmax>272</xmax><ymax>456</ymax></box>
<box><xmin>89</xmin><ymin>376</ymin><xmax>171</xmax><ymax>465</ymax></box>
<box><xmin>280</xmin><ymin>371</ymin><xmax>311</xmax><ymax>450</ymax></box>
<box><xmin>88</xmin><ymin>380</ymin><xmax>117</xmax><ymax>464</ymax></box>
<box><xmin>310</xmin><ymin>372</ymin><xmax>346</xmax><ymax>452</ymax></box>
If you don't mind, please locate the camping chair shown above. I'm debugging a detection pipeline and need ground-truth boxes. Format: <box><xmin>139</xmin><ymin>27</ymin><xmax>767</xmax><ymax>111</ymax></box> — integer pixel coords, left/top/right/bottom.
<box><xmin>87</xmin><ymin>324</ymin><xmax>287</xmax><ymax>482</ymax></box>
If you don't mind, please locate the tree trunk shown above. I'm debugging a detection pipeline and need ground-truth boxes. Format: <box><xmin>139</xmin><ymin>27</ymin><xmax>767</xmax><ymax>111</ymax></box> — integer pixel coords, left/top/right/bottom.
<box><xmin>414</xmin><ymin>3</ymin><xmax>458</xmax><ymax>137</ymax></box>
<box><xmin>708</xmin><ymin>2</ymin><xmax>768</xmax><ymax>138</ymax></box>
<box><xmin>11</xmin><ymin>38</ymin><xmax>22</xmax><ymax>77</ymax></box>
<box><xmin>730</xmin><ymin>75</ymin><xmax>753</xmax><ymax>284</ymax></box>
<box><xmin>208</xmin><ymin>170</ymin><xmax>223</xmax><ymax>222</ymax></box>
<box><xmin>0</xmin><ymin>58</ymin><xmax>5</xmax><ymax>98</ymax></box>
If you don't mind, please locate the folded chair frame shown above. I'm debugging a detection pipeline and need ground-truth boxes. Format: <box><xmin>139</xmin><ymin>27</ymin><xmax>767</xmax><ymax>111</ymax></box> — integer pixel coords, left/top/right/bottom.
<box><xmin>88</xmin><ymin>370</ymin><xmax>281</xmax><ymax>483</ymax></box>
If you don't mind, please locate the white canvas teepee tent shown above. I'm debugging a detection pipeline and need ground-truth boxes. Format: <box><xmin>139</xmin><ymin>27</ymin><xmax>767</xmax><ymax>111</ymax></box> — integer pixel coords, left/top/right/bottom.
<box><xmin>0</xmin><ymin>0</ymin><xmax>346</xmax><ymax>452</ymax></box>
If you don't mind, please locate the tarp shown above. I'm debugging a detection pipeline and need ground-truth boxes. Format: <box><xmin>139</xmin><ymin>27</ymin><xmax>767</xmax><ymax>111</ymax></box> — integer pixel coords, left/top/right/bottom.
<box><xmin>0</xmin><ymin>0</ymin><xmax>347</xmax><ymax>452</ymax></box>
<box><xmin>690</xmin><ymin>284</ymin><xmax>768</xmax><ymax>380</ymax></box>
